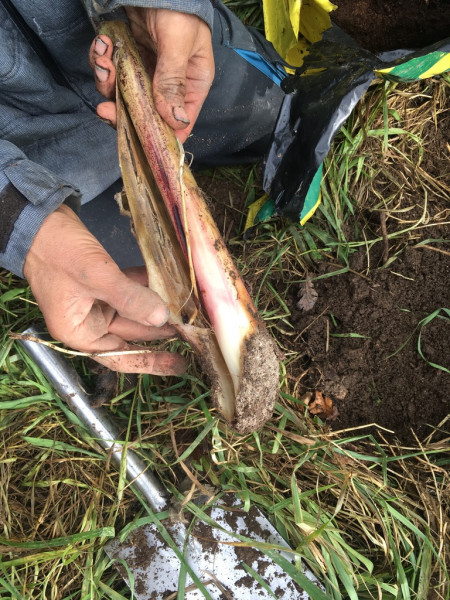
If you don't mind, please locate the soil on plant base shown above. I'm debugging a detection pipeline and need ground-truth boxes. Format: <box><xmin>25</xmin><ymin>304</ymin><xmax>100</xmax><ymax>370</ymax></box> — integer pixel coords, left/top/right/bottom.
<box><xmin>331</xmin><ymin>0</ymin><xmax>450</xmax><ymax>53</ymax></box>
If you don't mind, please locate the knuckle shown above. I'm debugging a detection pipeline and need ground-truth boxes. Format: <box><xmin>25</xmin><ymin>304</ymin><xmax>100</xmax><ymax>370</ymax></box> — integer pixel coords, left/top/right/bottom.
<box><xmin>156</xmin><ymin>77</ymin><xmax>186</xmax><ymax>101</ymax></box>
<box><xmin>118</xmin><ymin>285</ymin><xmax>141</xmax><ymax>315</ymax></box>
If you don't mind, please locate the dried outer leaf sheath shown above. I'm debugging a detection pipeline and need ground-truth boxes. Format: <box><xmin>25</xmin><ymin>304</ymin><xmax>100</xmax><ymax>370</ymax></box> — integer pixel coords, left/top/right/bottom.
<box><xmin>116</xmin><ymin>95</ymin><xmax>236</xmax><ymax>421</ymax></box>
<box><xmin>116</xmin><ymin>103</ymin><xmax>195</xmax><ymax>324</ymax></box>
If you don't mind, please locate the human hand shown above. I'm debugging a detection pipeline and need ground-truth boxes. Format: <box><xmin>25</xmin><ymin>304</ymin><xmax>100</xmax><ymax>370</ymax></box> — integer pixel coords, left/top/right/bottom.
<box><xmin>23</xmin><ymin>204</ymin><xmax>187</xmax><ymax>375</ymax></box>
<box><xmin>90</xmin><ymin>8</ymin><xmax>215</xmax><ymax>143</ymax></box>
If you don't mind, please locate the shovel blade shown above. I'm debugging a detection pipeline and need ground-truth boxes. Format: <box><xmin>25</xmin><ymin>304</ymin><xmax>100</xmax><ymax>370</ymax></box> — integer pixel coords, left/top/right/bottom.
<box><xmin>105</xmin><ymin>498</ymin><xmax>321</xmax><ymax>599</ymax></box>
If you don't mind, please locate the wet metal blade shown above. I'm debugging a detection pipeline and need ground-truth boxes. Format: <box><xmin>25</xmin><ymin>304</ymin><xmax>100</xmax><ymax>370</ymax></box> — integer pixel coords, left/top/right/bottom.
<box><xmin>105</xmin><ymin>495</ymin><xmax>321</xmax><ymax>600</ymax></box>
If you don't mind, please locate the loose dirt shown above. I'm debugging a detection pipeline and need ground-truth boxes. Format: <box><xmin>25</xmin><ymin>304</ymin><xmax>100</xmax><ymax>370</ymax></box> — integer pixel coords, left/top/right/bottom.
<box><xmin>331</xmin><ymin>0</ymin><xmax>450</xmax><ymax>53</ymax></box>
<box><xmin>301</xmin><ymin>0</ymin><xmax>449</xmax><ymax>444</ymax></box>
<box><xmin>289</xmin><ymin>245</ymin><xmax>449</xmax><ymax>445</ymax></box>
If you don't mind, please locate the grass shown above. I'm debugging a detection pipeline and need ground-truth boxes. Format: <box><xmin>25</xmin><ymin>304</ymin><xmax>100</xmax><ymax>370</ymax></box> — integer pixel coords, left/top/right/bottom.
<box><xmin>222</xmin><ymin>0</ymin><xmax>264</xmax><ymax>30</ymax></box>
<box><xmin>417</xmin><ymin>308</ymin><xmax>450</xmax><ymax>374</ymax></box>
<box><xmin>1</xmin><ymin>341</ymin><xmax>449</xmax><ymax>598</ymax></box>
<box><xmin>1</xmin><ymin>46</ymin><xmax>449</xmax><ymax>600</ymax></box>
<box><xmin>300</xmin><ymin>78</ymin><xmax>450</xmax><ymax>271</ymax></box>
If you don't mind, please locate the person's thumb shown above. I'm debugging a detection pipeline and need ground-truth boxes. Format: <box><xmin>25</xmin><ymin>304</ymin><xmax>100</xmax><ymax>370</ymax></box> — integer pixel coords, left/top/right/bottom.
<box><xmin>96</xmin><ymin>268</ymin><xmax>169</xmax><ymax>327</ymax></box>
<box><xmin>152</xmin><ymin>49</ymin><xmax>191</xmax><ymax>131</ymax></box>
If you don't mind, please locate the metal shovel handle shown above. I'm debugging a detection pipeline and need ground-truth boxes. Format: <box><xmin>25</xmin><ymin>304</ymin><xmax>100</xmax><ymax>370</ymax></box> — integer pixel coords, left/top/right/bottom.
<box><xmin>19</xmin><ymin>326</ymin><xmax>169</xmax><ymax>513</ymax></box>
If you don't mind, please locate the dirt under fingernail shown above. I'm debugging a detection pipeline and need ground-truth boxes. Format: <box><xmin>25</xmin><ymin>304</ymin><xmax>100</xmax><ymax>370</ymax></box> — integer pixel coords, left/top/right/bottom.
<box><xmin>95</xmin><ymin>37</ymin><xmax>108</xmax><ymax>55</ymax></box>
<box><xmin>95</xmin><ymin>64</ymin><xmax>109</xmax><ymax>82</ymax></box>
<box><xmin>172</xmin><ymin>106</ymin><xmax>190</xmax><ymax>125</ymax></box>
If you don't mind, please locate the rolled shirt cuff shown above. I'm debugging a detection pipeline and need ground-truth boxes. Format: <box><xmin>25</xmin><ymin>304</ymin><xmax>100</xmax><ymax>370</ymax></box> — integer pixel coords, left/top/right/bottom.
<box><xmin>0</xmin><ymin>157</ymin><xmax>81</xmax><ymax>278</ymax></box>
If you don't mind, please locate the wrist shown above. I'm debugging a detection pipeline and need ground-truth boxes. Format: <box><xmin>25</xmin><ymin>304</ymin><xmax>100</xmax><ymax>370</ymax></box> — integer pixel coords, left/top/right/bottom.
<box><xmin>23</xmin><ymin>204</ymin><xmax>77</xmax><ymax>282</ymax></box>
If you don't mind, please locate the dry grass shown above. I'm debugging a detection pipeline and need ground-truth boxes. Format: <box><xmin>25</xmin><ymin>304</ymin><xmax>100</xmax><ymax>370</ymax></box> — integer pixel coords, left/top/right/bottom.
<box><xmin>312</xmin><ymin>77</ymin><xmax>449</xmax><ymax>266</ymax></box>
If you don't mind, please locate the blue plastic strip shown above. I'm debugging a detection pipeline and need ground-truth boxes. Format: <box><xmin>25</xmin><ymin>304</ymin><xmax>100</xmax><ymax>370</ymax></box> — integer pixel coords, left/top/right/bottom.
<box><xmin>232</xmin><ymin>48</ymin><xmax>287</xmax><ymax>87</ymax></box>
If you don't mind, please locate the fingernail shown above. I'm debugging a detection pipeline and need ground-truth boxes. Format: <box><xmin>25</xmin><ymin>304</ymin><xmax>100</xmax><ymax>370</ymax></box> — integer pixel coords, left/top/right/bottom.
<box><xmin>95</xmin><ymin>37</ymin><xmax>108</xmax><ymax>56</ymax></box>
<box><xmin>95</xmin><ymin>63</ymin><xmax>110</xmax><ymax>82</ymax></box>
<box><xmin>172</xmin><ymin>106</ymin><xmax>190</xmax><ymax>125</ymax></box>
<box><xmin>145</xmin><ymin>305</ymin><xmax>169</xmax><ymax>327</ymax></box>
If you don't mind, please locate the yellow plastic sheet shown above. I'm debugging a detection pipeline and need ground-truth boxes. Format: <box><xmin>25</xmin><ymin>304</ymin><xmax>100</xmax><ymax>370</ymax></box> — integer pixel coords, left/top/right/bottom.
<box><xmin>263</xmin><ymin>0</ymin><xmax>337</xmax><ymax>66</ymax></box>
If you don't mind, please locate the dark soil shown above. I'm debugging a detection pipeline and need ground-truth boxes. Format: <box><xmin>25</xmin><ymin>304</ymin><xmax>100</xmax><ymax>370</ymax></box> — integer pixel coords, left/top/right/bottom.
<box><xmin>298</xmin><ymin>1</ymin><xmax>450</xmax><ymax>444</ymax></box>
<box><xmin>332</xmin><ymin>0</ymin><xmax>450</xmax><ymax>53</ymax></box>
<box><xmin>196</xmin><ymin>2</ymin><xmax>450</xmax><ymax>450</ymax></box>
<box><xmin>290</xmin><ymin>246</ymin><xmax>449</xmax><ymax>445</ymax></box>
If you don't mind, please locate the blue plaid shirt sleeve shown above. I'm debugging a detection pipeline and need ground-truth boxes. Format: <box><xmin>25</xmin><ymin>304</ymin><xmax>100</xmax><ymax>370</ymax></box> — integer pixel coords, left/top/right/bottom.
<box><xmin>0</xmin><ymin>141</ymin><xmax>81</xmax><ymax>278</ymax></box>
